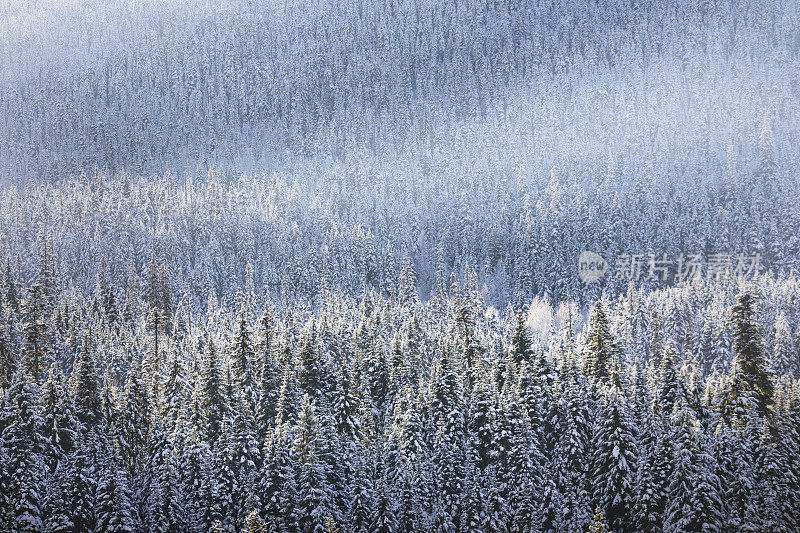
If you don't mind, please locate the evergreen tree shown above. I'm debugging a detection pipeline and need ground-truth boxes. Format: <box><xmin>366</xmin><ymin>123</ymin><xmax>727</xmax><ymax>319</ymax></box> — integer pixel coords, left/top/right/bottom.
<box><xmin>197</xmin><ymin>337</ymin><xmax>228</xmax><ymax>446</ymax></box>
<box><xmin>1</xmin><ymin>370</ymin><xmax>45</xmax><ymax>532</ymax></box>
<box><xmin>726</xmin><ymin>292</ymin><xmax>775</xmax><ymax>423</ymax></box>
<box><xmin>60</xmin><ymin>435</ymin><xmax>96</xmax><ymax>532</ymax></box>
<box><xmin>585</xmin><ymin>300</ymin><xmax>618</xmax><ymax>385</ymax></box>
<box><xmin>347</xmin><ymin>452</ymin><xmax>373</xmax><ymax>533</ymax></box>
<box><xmin>232</xmin><ymin>311</ymin><xmax>258</xmax><ymax>411</ymax></box>
<box><xmin>655</xmin><ymin>340</ymin><xmax>681</xmax><ymax>417</ymax></box>
<box><xmin>590</xmin><ymin>386</ymin><xmax>638</xmax><ymax>531</ymax></box>
<box><xmin>95</xmin><ymin>439</ymin><xmax>136</xmax><ymax>533</ymax></box>
<box><xmin>467</xmin><ymin>379</ymin><xmax>494</xmax><ymax>471</ymax></box>
<box><xmin>39</xmin><ymin>364</ymin><xmax>77</xmax><ymax>473</ymax></box>
<box><xmin>370</xmin><ymin>478</ymin><xmax>398</xmax><ymax>533</ymax></box>
<box><xmin>0</xmin><ymin>312</ymin><xmax>14</xmax><ymax>389</ymax></box>
<box><xmin>258</xmin><ymin>425</ymin><xmax>296</xmax><ymax>530</ymax></box>
<box><xmin>21</xmin><ymin>283</ymin><xmax>52</xmax><ymax>383</ymax></box>
<box><xmin>664</xmin><ymin>397</ymin><xmax>724</xmax><ymax>532</ymax></box>
<box><xmin>142</xmin><ymin>415</ymin><xmax>184</xmax><ymax>533</ymax></box>
<box><xmin>70</xmin><ymin>335</ymin><xmax>102</xmax><ymax>429</ymax></box>
<box><xmin>275</xmin><ymin>365</ymin><xmax>301</xmax><ymax>427</ymax></box>
<box><xmin>160</xmin><ymin>349</ymin><xmax>186</xmax><ymax>437</ymax></box>
<box><xmin>509</xmin><ymin>311</ymin><xmax>534</xmax><ymax>369</ymax></box>
<box><xmin>333</xmin><ymin>364</ymin><xmax>362</xmax><ymax>443</ymax></box>
<box><xmin>118</xmin><ymin>361</ymin><xmax>151</xmax><ymax>475</ymax></box>
<box><xmin>771</xmin><ymin>312</ymin><xmax>795</xmax><ymax>377</ymax></box>
<box><xmin>41</xmin><ymin>470</ymin><xmax>74</xmax><ymax>533</ymax></box>
<box><xmin>293</xmin><ymin>395</ymin><xmax>335</xmax><ymax>532</ymax></box>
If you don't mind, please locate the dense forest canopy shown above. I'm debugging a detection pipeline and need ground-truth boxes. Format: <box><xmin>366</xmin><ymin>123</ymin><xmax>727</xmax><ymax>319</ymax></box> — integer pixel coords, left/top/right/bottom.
<box><xmin>1</xmin><ymin>0</ymin><xmax>800</xmax><ymax>531</ymax></box>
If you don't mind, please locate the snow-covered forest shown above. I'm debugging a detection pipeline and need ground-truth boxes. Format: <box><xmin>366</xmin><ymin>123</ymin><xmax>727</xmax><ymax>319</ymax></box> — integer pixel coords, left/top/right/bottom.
<box><xmin>1</xmin><ymin>0</ymin><xmax>800</xmax><ymax>531</ymax></box>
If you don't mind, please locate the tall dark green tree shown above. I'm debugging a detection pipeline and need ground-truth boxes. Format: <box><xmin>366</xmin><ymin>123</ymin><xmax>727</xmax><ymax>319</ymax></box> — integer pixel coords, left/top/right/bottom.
<box><xmin>40</xmin><ymin>364</ymin><xmax>77</xmax><ymax>473</ymax></box>
<box><xmin>196</xmin><ymin>337</ymin><xmax>228</xmax><ymax>446</ymax></box>
<box><xmin>725</xmin><ymin>292</ymin><xmax>775</xmax><ymax>424</ymax></box>
<box><xmin>664</xmin><ymin>397</ymin><xmax>724</xmax><ymax>532</ymax></box>
<box><xmin>585</xmin><ymin>300</ymin><xmax>618</xmax><ymax>385</ymax></box>
<box><xmin>69</xmin><ymin>335</ymin><xmax>102</xmax><ymax>430</ymax></box>
<box><xmin>590</xmin><ymin>386</ymin><xmax>638</xmax><ymax>532</ymax></box>
<box><xmin>95</xmin><ymin>439</ymin><xmax>136</xmax><ymax>533</ymax></box>
<box><xmin>232</xmin><ymin>311</ymin><xmax>258</xmax><ymax>411</ymax></box>
<box><xmin>21</xmin><ymin>283</ymin><xmax>52</xmax><ymax>384</ymax></box>
<box><xmin>292</xmin><ymin>394</ymin><xmax>336</xmax><ymax>532</ymax></box>
<box><xmin>1</xmin><ymin>370</ymin><xmax>45</xmax><ymax>532</ymax></box>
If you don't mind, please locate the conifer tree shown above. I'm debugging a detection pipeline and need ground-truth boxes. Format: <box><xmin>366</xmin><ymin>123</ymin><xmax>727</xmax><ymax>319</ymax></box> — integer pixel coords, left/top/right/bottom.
<box><xmin>41</xmin><ymin>470</ymin><xmax>74</xmax><ymax>533</ymax></box>
<box><xmin>0</xmin><ymin>312</ymin><xmax>14</xmax><ymax>389</ymax></box>
<box><xmin>21</xmin><ymin>283</ymin><xmax>52</xmax><ymax>383</ymax></box>
<box><xmin>232</xmin><ymin>311</ymin><xmax>258</xmax><ymax>411</ymax></box>
<box><xmin>197</xmin><ymin>337</ymin><xmax>227</xmax><ymax>446</ymax></box>
<box><xmin>258</xmin><ymin>425</ymin><xmax>296</xmax><ymax>530</ymax></box>
<box><xmin>509</xmin><ymin>311</ymin><xmax>534</xmax><ymax>369</ymax></box>
<box><xmin>726</xmin><ymin>292</ymin><xmax>775</xmax><ymax>424</ymax></box>
<box><xmin>298</xmin><ymin>322</ymin><xmax>325</xmax><ymax>402</ymax></box>
<box><xmin>95</xmin><ymin>439</ymin><xmax>136</xmax><ymax>533</ymax></box>
<box><xmin>143</xmin><ymin>415</ymin><xmax>184</xmax><ymax>533</ymax></box>
<box><xmin>370</xmin><ymin>478</ymin><xmax>398</xmax><ymax>533</ymax></box>
<box><xmin>119</xmin><ymin>362</ymin><xmax>151</xmax><ymax>475</ymax></box>
<box><xmin>333</xmin><ymin>365</ymin><xmax>362</xmax><ymax>443</ymax></box>
<box><xmin>664</xmin><ymin>397</ymin><xmax>724</xmax><ymax>532</ymax></box>
<box><xmin>70</xmin><ymin>335</ymin><xmax>102</xmax><ymax>429</ymax></box>
<box><xmin>61</xmin><ymin>435</ymin><xmax>96</xmax><ymax>532</ymax></box>
<box><xmin>467</xmin><ymin>379</ymin><xmax>494</xmax><ymax>471</ymax></box>
<box><xmin>39</xmin><ymin>364</ymin><xmax>77</xmax><ymax>473</ymax></box>
<box><xmin>585</xmin><ymin>300</ymin><xmax>618</xmax><ymax>385</ymax></box>
<box><xmin>347</xmin><ymin>453</ymin><xmax>373</xmax><ymax>533</ymax></box>
<box><xmin>293</xmin><ymin>395</ymin><xmax>335</xmax><ymax>532</ymax></box>
<box><xmin>590</xmin><ymin>385</ymin><xmax>638</xmax><ymax>531</ymax></box>
<box><xmin>2</xmin><ymin>370</ymin><xmax>45</xmax><ymax>532</ymax></box>
<box><xmin>655</xmin><ymin>340</ymin><xmax>681</xmax><ymax>417</ymax></box>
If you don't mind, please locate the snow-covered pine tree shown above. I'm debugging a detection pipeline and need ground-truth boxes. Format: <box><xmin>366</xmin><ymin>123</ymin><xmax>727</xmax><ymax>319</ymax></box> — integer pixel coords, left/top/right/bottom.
<box><xmin>585</xmin><ymin>299</ymin><xmax>619</xmax><ymax>386</ymax></box>
<box><xmin>590</xmin><ymin>382</ymin><xmax>638</xmax><ymax>531</ymax></box>
<box><xmin>95</xmin><ymin>438</ymin><xmax>136</xmax><ymax>533</ymax></box>
<box><xmin>664</xmin><ymin>397</ymin><xmax>723</xmax><ymax>532</ymax></box>
<box><xmin>725</xmin><ymin>292</ymin><xmax>775</xmax><ymax>424</ymax></box>
<box><xmin>1</xmin><ymin>370</ymin><xmax>45</xmax><ymax>532</ymax></box>
<box><xmin>292</xmin><ymin>394</ymin><xmax>336</xmax><ymax>532</ymax></box>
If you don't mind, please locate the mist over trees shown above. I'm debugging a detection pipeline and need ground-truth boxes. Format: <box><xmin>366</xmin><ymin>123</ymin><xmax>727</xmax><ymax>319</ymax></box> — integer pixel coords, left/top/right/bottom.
<box><xmin>1</xmin><ymin>0</ymin><xmax>800</xmax><ymax>531</ymax></box>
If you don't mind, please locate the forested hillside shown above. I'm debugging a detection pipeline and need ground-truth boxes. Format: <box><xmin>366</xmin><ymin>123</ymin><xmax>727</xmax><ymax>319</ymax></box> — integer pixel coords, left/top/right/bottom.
<box><xmin>2</xmin><ymin>0</ymin><xmax>800</xmax><ymax>531</ymax></box>
<box><xmin>1</xmin><ymin>262</ymin><xmax>800</xmax><ymax>531</ymax></box>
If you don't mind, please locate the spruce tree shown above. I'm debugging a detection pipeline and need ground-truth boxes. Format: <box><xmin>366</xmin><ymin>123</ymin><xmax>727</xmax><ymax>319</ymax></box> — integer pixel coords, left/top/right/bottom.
<box><xmin>95</xmin><ymin>439</ymin><xmax>136</xmax><ymax>533</ymax></box>
<box><xmin>2</xmin><ymin>370</ymin><xmax>45</xmax><ymax>532</ymax></box>
<box><xmin>297</xmin><ymin>322</ymin><xmax>325</xmax><ymax>402</ymax></box>
<box><xmin>585</xmin><ymin>300</ymin><xmax>618</xmax><ymax>385</ymax></box>
<box><xmin>39</xmin><ymin>364</ymin><xmax>77</xmax><ymax>473</ymax></box>
<box><xmin>655</xmin><ymin>340</ymin><xmax>681</xmax><ymax>417</ymax></box>
<box><xmin>70</xmin><ymin>335</ymin><xmax>102</xmax><ymax>429</ymax></box>
<box><xmin>197</xmin><ymin>337</ymin><xmax>228</xmax><ymax>446</ymax></box>
<box><xmin>232</xmin><ymin>311</ymin><xmax>258</xmax><ymax>411</ymax></box>
<box><xmin>61</xmin><ymin>435</ymin><xmax>96</xmax><ymax>532</ymax></box>
<box><xmin>727</xmin><ymin>292</ymin><xmax>775</xmax><ymax>423</ymax></box>
<box><xmin>293</xmin><ymin>395</ymin><xmax>335</xmax><ymax>532</ymax></box>
<box><xmin>467</xmin><ymin>379</ymin><xmax>494</xmax><ymax>471</ymax></box>
<box><xmin>119</xmin><ymin>362</ymin><xmax>151</xmax><ymax>475</ymax></box>
<box><xmin>664</xmin><ymin>397</ymin><xmax>723</xmax><ymax>532</ymax></box>
<box><xmin>509</xmin><ymin>311</ymin><xmax>534</xmax><ymax>369</ymax></box>
<box><xmin>21</xmin><ymin>283</ymin><xmax>52</xmax><ymax>384</ymax></box>
<box><xmin>41</xmin><ymin>469</ymin><xmax>74</xmax><ymax>533</ymax></box>
<box><xmin>590</xmin><ymin>386</ymin><xmax>638</xmax><ymax>531</ymax></box>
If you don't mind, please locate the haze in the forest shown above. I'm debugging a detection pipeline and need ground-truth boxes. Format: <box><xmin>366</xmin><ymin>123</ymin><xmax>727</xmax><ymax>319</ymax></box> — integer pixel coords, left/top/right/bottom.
<box><xmin>1</xmin><ymin>1</ymin><xmax>799</xmax><ymax>532</ymax></box>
